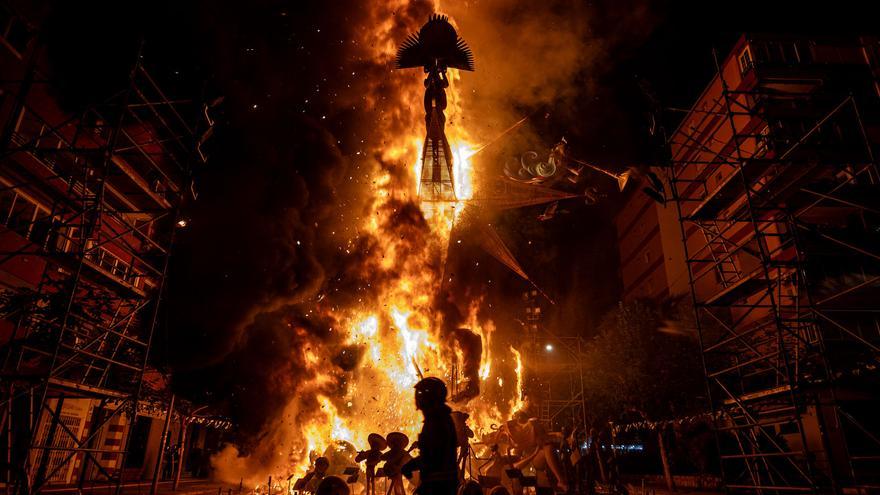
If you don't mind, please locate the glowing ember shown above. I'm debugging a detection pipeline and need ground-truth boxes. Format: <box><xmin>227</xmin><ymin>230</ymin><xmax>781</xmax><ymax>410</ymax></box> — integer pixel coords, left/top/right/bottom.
<box><xmin>211</xmin><ymin>7</ymin><xmax>526</xmax><ymax>491</ymax></box>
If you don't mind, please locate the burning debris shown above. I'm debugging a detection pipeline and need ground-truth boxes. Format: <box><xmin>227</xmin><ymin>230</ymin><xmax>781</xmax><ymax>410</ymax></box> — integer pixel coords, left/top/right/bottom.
<box><xmin>194</xmin><ymin>8</ymin><xmax>526</xmax><ymax>488</ymax></box>
<box><xmin>167</xmin><ymin>0</ymin><xmax>630</xmax><ymax>491</ymax></box>
<box><xmin>274</xmin><ymin>379</ymin><xmax>589</xmax><ymax>495</ymax></box>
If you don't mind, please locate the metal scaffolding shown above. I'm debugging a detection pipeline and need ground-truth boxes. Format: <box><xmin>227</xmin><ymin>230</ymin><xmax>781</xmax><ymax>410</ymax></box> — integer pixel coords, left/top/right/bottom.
<box><xmin>668</xmin><ymin>37</ymin><xmax>880</xmax><ymax>493</ymax></box>
<box><xmin>0</xmin><ymin>19</ymin><xmax>205</xmax><ymax>495</ymax></box>
<box><xmin>520</xmin><ymin>289</ymin><xmax>588</xmax><ymax>435</ymax></box>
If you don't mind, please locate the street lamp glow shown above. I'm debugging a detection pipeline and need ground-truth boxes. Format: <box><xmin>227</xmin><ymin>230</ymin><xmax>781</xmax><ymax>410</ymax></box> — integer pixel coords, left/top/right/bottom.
<box><xmin>545</xmin><ymin>343</ymin><xmax>554</xmax><ymax>352</ymax></box>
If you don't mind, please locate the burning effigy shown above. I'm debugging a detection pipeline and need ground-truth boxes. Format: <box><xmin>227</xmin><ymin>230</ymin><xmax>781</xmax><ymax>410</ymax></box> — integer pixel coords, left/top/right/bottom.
<box><xmin>208</xmin><ymin>8</ymin><xmax>527</xmax><ymax>492</ymax></box>
<box><xmin>206</xmin><ymin>5</ymin><xmax>591</xmax><ymax>495</ymax></box>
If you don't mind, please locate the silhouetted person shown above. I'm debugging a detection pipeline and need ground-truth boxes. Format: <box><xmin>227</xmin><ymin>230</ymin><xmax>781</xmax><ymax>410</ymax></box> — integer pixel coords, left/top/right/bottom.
<box><xmin>505</xmin><ymin>411</ymin><xmax>568</xmax><ymax>492</ymax></box>
<box><xmin>402</xmin><ymin>377</ymin><xmax>458</xmax><ymax>495</ymax></box>
<box><xmin>189</xmin><ymin>447</ymin><xmax>205</xmax><ymax>477</ymax></box>
<box><xmin>305</xmin><ymin>457</ymin><xmax>331</xmax><ymax>493</ymax></box>
<box><xmin>316</xmin><ymin>476</ymin><xmax>350</xmax><ymax>495</ymax></box>
<box><xmin>163</xmin><ymin>443</ymin><xmax>179</xmax><ymax>479</ymax></box>
<box><xmin>457</xmin><ymin>480</ymin><xmax>481</xmax><ymax>495</ymax></box>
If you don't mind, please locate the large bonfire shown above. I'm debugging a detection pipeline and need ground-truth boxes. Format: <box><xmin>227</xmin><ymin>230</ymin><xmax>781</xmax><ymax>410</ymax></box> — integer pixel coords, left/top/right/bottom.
<box><xmin>211</xmin><ymin>1</ymin><xmax>526</xmax><ymax>488</ymax></box>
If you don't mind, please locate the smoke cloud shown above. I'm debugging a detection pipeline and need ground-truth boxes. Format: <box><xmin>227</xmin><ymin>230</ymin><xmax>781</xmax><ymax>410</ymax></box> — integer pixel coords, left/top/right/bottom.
<box><xmin>160</xmin><ymin>0</ymin><xmax>443</xmax><ymax>481</ymax></box>
<box><xmin>443</xmin><ymin>0</ymin><xmax>656</xmax><ymax>148</ymax></box>
<box><xmin>151</xmin><ymin>0</ymin><xmax>657</xmax><ymax>483</ymax></box>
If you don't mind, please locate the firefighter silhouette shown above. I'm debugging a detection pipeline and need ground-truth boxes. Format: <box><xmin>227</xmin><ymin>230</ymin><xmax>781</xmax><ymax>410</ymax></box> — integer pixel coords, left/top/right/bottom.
<box><xmin>402</xmin><ymin>377</ymin><xmax>458</xmax><ymax>495</ymax></box>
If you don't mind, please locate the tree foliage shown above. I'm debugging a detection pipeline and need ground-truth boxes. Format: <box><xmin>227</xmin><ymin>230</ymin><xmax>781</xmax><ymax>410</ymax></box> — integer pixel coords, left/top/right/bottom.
<box><xmin>583</xmin><ymin>298</ymin><xmax>705</xmax><ymax>423</ymax></box>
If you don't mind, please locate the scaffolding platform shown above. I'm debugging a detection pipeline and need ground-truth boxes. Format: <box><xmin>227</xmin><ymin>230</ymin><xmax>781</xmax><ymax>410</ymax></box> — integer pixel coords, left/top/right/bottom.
<box><xmin>667</xmin><ymin>34</ymin><xmax>880</xmax><ymax>493</ymax></box>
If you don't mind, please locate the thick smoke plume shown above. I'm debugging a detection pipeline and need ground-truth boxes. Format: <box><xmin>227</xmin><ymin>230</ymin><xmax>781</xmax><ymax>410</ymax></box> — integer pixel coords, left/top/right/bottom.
<box><xmin>433</xmin><ymin>0</ymin><xmax>658</xmax><ymax>391</ymax></box>
<box><xmin>158</xmin><ymin>0</ymin><xmax>658</xmax><ymax>484</ymax></box>
<box><xmin>166</xmin><ymin>0</ymin><xmax>441</xmax><ymax>482</ymax></box>
<box><xmin>443</xmin><ymin>0</ymin><xmax>655</xmax><ymax>151</ymax></box>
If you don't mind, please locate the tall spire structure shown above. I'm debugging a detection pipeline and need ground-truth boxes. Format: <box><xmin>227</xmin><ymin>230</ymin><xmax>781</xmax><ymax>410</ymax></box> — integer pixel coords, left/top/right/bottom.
<box><xmin>420</xmin><ymin>100</ymin><xmax>456</xmax><ymax>202</ymax></box>
<box><xmin>396</xmin><ymin>14</ymin><xmax>474</xmax><ymax>204</ymax></box>
<box><xmin>396</xmin><ymin>16</ymin><xmax>555</xmax><ymax>302</ymax></box>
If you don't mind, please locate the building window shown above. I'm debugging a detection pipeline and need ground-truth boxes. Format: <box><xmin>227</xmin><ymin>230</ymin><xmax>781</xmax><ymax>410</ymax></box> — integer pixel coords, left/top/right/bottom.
<box><xmin>0</xmin><ymin>7</ymin><xmax>31</xmax><ymax>56</ymax></box>
<box><xmin>57</xmin><ymin>225</ymin><xmax>80</xmax><ymax>253</ymax></box>
<box><xmin>760</xmin><ymin>41</ymin><xmax>809</xmax><ymax>65</ymax></box>
<box><xmin>756</xmin><ymin>125</ymin><xmax>771</xmax><ymax>155</ymax></box>
<box><xmin>738</xmin><ymin>46</ymin><xmax>754</xmax><ymax>75</ymax></box>
<box><xmin>8</xmin><ymin>194</ymin><xmax>36</xmax><ymax>237</ymax></box>
<box><xmin>133</xmin><ymin>218</ymin><xmax>153</xmax><ymax>239</ymax></box>
<box><xmin>0</xmin><ymin>187</ymin><xmax>14</xmax><ymax>224</ymax></box>
<box><xmin>782</xmin><ymin>42</ymin><xmax>800</xmax><ymax>65</ymax></box>
<box><xmin>0</xmin><ymin>187</ymin><xmax>53</xmax><ymax>246</ymax></box>
<box><xmin>85</xmin><ymin>243</ymin><xmax>132</xmax><ymax>282</ymax></box>
<box><xmin>29</xmin><ymin>211</ymin><xmax>53</xmax><ymax>249</ymax></box>
<box><xmin>778</xmin><ymin>421</ymin><xmax>799</xmax><ymax>435</ymax></box>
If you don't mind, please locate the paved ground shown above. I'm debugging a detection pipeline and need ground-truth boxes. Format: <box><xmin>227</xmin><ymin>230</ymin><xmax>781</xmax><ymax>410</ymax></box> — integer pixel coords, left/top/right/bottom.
<box><xmin>34</xmin><ymin>477</ymin><xmax>722</xmax><ymax>495</ymax></box>
<box><xmin>634</xmin><ymin>488</ymin><xmax>720</xmax><ymax>495</ymax></box>
<box><xmin>39</xmin><ymin>478</ymin><xmax>240</xmax><ymax>495</ymax></box>
<box><xmin>620</xmin><ymin>481</ymin><xmax>721</xmax><ymax>495</ymax></box>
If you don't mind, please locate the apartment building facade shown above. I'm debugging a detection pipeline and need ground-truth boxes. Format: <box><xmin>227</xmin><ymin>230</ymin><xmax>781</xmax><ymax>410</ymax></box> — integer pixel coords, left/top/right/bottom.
<box><xmin>0</xmin><ymin>2</ymin><xmax>218</xmax><ymax>492</ymax></box>
<box><xmin>665</xmin><ymin>34</ymin><xmax>880</xmax><ymax>493</ymax></box>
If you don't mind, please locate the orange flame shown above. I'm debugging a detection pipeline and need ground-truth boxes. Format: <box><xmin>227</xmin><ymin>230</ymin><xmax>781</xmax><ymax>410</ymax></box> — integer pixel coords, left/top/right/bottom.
<box><xmin>212</xmin><ymin>6</ymin><xmax>527</xmax><ymax>490</ymax></box>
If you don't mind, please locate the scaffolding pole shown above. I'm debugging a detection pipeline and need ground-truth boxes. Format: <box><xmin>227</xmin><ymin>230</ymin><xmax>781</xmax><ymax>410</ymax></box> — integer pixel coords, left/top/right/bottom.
<box><xmin>0</xmin><ymin>18</ymin><xmax>205</xmax><ymax>495</ymax></box>
<box><xmin>667</xmin><ymin>37</ymin><xmax>880</xmax><ymax>494</ymax></box>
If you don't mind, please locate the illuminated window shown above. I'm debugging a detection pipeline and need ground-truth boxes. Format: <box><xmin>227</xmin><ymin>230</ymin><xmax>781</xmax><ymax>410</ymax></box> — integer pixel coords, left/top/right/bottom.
<box><xmin>738</xmin><ymin>46</ymin><xmax>754</xmax><ymax>75</ymax></box>
<box><xmin>57</xmin><ymin>226</ymin><xmax>80</xmax><ymax>253</ymax></box>
<box><xmin>756</xmin><ymin>125</ymin><xmax>771</xmax><ymax>155</ymax></box>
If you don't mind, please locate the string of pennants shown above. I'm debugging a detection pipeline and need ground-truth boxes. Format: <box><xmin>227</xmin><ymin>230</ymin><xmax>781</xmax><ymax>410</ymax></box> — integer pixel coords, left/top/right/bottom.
<box><xmin>107</xmin><ymin>398</ymin><xmax>234</xmax><ymax>430</ymax></box>
<box><xmin>190</xmin><ymin>416</ymin><xmax>234</xmax><ymax>430</ymax></box>
<box><xmin>610</xmin><ymin>411</ymin><xmax>720</xmax><ymax>435</ymax></box>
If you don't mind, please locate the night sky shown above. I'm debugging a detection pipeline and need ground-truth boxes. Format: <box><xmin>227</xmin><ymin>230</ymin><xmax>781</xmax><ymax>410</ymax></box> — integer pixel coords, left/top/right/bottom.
<box><xmin>40</xmin><ymin>0</ymin><xmax>880</xmax><ymax>437</ymax></box>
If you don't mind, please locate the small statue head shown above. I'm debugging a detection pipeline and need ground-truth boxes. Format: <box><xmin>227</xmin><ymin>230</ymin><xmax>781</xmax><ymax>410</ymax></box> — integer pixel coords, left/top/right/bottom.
<box><xmin>367</xmin><ymin>433</ymin><xmax>387</xmax><ymax>450</ymax></box>
<box><xmin>314</xmin><ymin>456</ymin><xmax>330</xmax><ymax>474</ymax></box>
<box><xmin>385</xmin><ymin>432</ymin><xmax>409</xmax><ymax>450</ymax></box>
